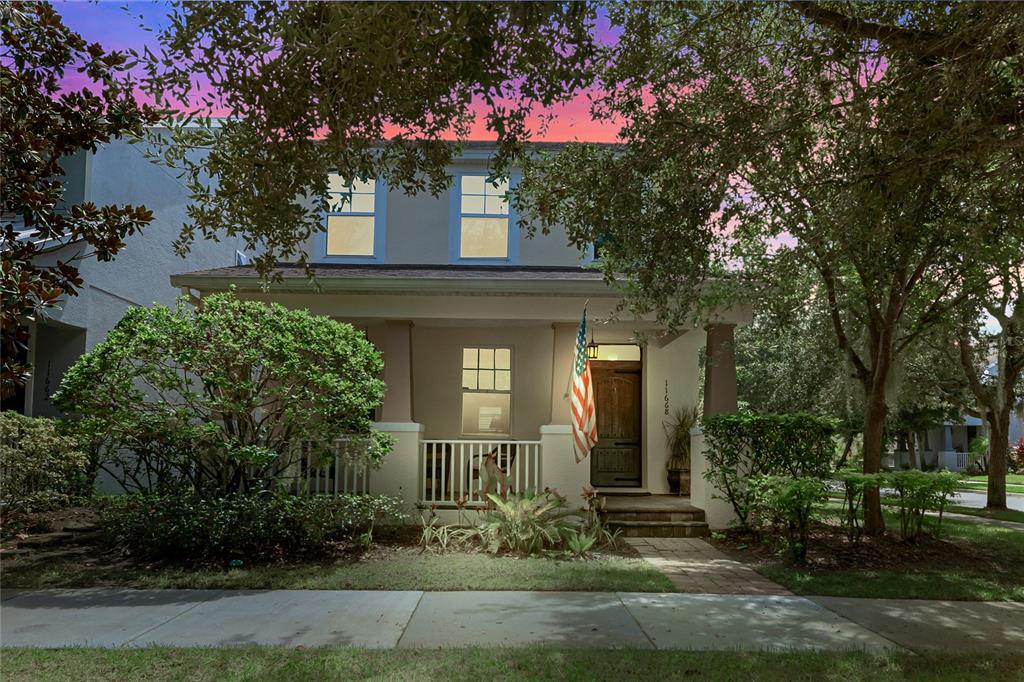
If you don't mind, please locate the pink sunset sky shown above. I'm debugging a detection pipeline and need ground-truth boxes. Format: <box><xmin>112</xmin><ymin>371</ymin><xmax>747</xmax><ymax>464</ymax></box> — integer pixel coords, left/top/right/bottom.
<box><xmin>56</xmin><ymin>0</ymin><xmax>623</xmax><ymax>143</ymax></box>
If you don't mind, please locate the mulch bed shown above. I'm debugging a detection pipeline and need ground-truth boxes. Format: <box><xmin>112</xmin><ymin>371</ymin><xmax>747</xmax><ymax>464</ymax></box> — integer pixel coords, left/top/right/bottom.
<box><xmin>709</xmin><ymin>522</ymin><xmax>999</xmax><ymax>574</ymax></box>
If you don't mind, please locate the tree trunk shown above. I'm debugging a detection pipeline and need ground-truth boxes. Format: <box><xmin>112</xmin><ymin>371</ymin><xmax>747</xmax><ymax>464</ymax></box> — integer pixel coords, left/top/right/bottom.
<box><xmin>907</xmin><ymin>431</ymin><xmax>918</xmax><ymax>470</ymax></box>
<box><xmin>986</xmin><ymin>412</ymin><xmax>1010</xmax><ymax>510</ymax></box>
<box><xmin>836</xmin><ymin>431</ymin><xmax>856</xmax><ymax>469</ymax></box>
<box><xmin>861</xmin><ymin>390</ymin><xmax>887</xmax><ymax>535</ymax></box>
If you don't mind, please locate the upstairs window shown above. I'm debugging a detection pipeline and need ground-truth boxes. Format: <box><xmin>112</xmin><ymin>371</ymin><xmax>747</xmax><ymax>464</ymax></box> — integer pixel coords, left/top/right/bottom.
<box><xmin>458</xmin><ymin>175</ymin><xmax>510</xmax><ymax>260</ymax></box>
<box><xmin>325</xmin><ymin>174</ymin><xmax>378</xmax><ymax>258</ymax></box>
<box><xmin>461</xmin><ymin>346</ymin><xmax>512</xmax><ymax>436</ymax></box>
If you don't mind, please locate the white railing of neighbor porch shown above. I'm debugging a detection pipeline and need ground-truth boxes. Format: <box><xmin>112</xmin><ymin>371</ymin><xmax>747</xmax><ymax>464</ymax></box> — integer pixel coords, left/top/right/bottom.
<box><xmin>419</xmin><ymin>439</ymin><xmax>542</xmax><ymax>507</ymax></box>
<box><xmin>296</xmin><ymin>436</ymin><xmax>371</xmax><ymax>495</ymax></box>
<box><xmin>938</xmin><ymin>450</ymin><xmax>970</xmax><ymax>472</ymax></box>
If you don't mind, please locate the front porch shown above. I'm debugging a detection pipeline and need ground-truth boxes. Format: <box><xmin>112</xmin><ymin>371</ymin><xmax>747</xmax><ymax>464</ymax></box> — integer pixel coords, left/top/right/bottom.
<box><xmin>174</xmin><ymin>265</ymin><xmax>749</xmax><ymax>529</ymax></box>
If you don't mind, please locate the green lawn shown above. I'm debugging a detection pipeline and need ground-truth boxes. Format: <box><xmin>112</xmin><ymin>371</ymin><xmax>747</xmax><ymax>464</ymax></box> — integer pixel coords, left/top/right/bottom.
<box><xmin>957</xmin><ymin>474</ymin><xmax>1024</xmax><ymax>494</ymax></box>
<box><xmin>946</xmin><ymin>504</ymin><xmax>1024</xmax><ymax>524</ymax></box>
<box><xmin>4</xmin><ymin>647</ymin><xmax>1024</xmax><ymax>682</ymax></box>
<box><xmin>0</xmin><ymin>546</ymin><xmax>673</xmax><ymax>593</ymax></box>
<box><xmin>963</xmin><ymin>474</ymin><xmax>1024</xmax><ymax>484</ymax></box>
<box><xmin>753</xmin><ymin>511</ymin><xmax>1024</xmax><ymax>601</ymax></box>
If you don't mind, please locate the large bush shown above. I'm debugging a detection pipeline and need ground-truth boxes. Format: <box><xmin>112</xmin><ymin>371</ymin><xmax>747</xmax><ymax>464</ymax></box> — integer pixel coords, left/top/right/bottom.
<box><xmin>702</xmin><ymin>413</ymin><xmax>838</xmax><ymax>526</ymax></box>
<box><xmin>98</xmin><ymin>492</ymin><xmax>407</xmax><ymax>563</ymax></box>
<box><xmin>0</xmin><ymin>412</ymin><xmax>89</xmax><ymax>514</ymax></box>
<box><xmin>55</xmin><ymin>292</ymin><xmax>392</xmax><ymax>497</ymax></box>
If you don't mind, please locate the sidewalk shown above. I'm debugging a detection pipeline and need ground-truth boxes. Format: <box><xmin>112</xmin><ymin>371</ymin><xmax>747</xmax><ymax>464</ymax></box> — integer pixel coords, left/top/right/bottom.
<box><xmin>3</xmin><ymin>588</ymin><xmax>1022</xmax><ymax>653</ymax></box>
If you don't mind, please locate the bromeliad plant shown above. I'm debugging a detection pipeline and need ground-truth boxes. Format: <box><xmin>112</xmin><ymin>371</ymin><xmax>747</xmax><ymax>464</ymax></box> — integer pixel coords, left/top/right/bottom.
<box><xmin>54</xmin><ymin>291</ymin><xmax>393</xmax><ymax>497</ymax></box>
<box><xmin>476</xmin><ymin>489</ymin><xmax>582</xmax><ymax>556</ymax></box>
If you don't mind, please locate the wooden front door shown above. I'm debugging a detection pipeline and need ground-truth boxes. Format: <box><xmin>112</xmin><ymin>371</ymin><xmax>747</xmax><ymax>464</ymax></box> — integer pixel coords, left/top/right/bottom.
<box><xmin>590</xmin><ymin>360</ymin><xmax>642</xmax><ymax>487</ymax></box>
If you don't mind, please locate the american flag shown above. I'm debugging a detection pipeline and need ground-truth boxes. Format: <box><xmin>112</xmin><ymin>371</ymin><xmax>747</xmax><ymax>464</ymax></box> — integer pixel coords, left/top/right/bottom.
<box><xmin>571</xmin><ymin>308</ymin><xmax>598</xmax><ymax>463</ymax></box>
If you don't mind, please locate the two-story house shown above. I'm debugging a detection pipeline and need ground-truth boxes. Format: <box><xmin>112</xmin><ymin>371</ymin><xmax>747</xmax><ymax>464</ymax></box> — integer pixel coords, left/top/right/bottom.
<box><xmin>171</xmin><ymin>142</ymin><xmax>749</xmax><ymax>529</ymax></box>
<box><xmin>8</xmin><ymin>133</ymin><xmax>248</xmax><ymax>420</ymax></box>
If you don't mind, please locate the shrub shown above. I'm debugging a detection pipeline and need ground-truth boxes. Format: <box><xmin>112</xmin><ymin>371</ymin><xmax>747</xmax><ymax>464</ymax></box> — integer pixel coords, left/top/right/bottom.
<box><xmin>966</xmin><ymin>437</ymin><xmax>989</xmax><ymax>475</ymax></box>
<box><xmin>747</xmin><ymin>475</ymin><xmax>828</xmax><ymax>562</ymax></box>
<box><xmin>98</xmin><ymin>492</ymin><xmax>407</xmax><ymax>563</ymax></box>
<box><xmin>883</xmin><ymin>470</ymin><xmax>961</xmax><ymax>541</ymax></box>
<box><xmin>1010</xmin><ymin>438</ymin><xmax>1024</xmax><ymax>474</ymax></box>
<box><xmin>0</xmin><ymin>412</ymin><xmax>89</xmax><ymax>514</ymax></box>
<box><xmin>476</xmin><ymin>490</ymin><xmax>582</xmax><ymax>556</ymax></box>
<box><xmin>54</xmin><ymin>291</ymin><xmax>393</xmax><ymax>497</ymax></box>
<box><xmin>834</xmin><ymin>470</ymin><xmax>884</xmax><ymax>544</ymax></box>
<box><xmin>702</xmin><ymin>413</ymin><xmax>838</xmax><ymax>526</ymax></box>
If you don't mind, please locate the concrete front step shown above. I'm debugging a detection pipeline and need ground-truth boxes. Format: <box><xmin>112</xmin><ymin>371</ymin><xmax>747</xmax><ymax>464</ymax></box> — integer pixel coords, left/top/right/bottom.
<box><xmin>603</xmin><ymin>510</ymin><xmax>706</xmax><ymax>523</ymax></box>
<box><xmin>606</xmin><ymin>520</ymin><xmax>710</xmax><ymax>538</ymax></box>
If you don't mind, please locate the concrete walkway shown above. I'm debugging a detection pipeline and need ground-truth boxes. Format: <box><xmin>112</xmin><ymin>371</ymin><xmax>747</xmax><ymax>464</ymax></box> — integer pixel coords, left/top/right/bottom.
<box><xmin>3</xmin><ymin>588</ymin><xmax>1023</xmax><ymax>653</ymax></box>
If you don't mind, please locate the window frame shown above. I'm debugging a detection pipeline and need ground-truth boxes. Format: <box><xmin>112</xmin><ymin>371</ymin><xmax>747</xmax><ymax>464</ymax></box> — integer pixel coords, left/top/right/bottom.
<box><xmin>448</xmin><ymin>171</ymin><xmax>520</xmax><ymax>265</ymax></box>
<box><xmin>315</xmin><ymin>176</ymin><xmax>388</xmax><ymax>263</ymax></box>
<box><xmin>459</xmin><ymin>344</ymin><xmax>513</xmax><ymax>438</ymax></box>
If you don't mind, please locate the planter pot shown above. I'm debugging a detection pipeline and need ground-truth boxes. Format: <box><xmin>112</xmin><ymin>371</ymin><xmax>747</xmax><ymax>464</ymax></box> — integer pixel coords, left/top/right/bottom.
<box><xmin>667</xmin><ymin>469</ymin><xmax>691</xmax><ymax>496</ymax></box>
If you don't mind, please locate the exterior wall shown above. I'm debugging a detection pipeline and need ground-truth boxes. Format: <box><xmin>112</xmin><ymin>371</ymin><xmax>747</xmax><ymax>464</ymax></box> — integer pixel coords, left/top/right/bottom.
<box><xmin>21</xmin><ymin>137</ymin><xmax>246</xmax><ymax>416</ymax></box>
<box><xmin>642</xmin><ymin>333</ymin><xmax>702</xmax><ymax>493</ymax></box>
<box><xmin>408</xmin><ymin>325</ymin><xmax>555</xmax><ymax>441</ymax></box>
<box><xmin>305</xmin><ymin>155</ymin><xmax>589</xmax><ymax>267</ymax></box>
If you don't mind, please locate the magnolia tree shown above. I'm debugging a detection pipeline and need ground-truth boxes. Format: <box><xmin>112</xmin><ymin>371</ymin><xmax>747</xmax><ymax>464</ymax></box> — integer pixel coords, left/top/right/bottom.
<box><xmin>54</xmin><ymin>292</ymin><xmax>391</xmax><ymax>496</ymax></box>
<box><xmin>1</xmin><ymin>1</ymin><xmax>161</xmax><ymax>394</ymax></box>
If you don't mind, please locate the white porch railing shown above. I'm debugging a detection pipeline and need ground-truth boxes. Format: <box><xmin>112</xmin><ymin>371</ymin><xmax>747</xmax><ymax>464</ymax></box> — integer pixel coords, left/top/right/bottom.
<box><xmin>887</xmin><ymin>450</ymin><xmax>970</xmax><ymax>472</ymax></box>
<box><xmin>938</xmin><ymin>450</ymin><xmax>970</xmax><ymax>472</ymax></box>
<box><xmin>420</xmin><ymin>439</ymin><xmax>542</xmax><ymax>507</ymax></box>
<box><xmin>295</xmin><ymin>437</ymin><xmax>371</xmax><ymax>495</ymax></box>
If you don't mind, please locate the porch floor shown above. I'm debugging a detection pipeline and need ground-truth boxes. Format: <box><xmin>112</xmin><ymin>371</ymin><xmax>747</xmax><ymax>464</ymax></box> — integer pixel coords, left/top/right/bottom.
<box><xmin>599</xmin><ymin>494</ymin><xmax>703</xmax><ymax>514</ymax></box>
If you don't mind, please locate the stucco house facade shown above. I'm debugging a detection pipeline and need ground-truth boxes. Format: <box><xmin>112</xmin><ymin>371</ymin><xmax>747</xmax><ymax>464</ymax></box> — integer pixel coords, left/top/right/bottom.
<box><xmin>171</xmin><ymin>144</ymin><xmax>749</xmax><ymax>529</ymax></box>
<box><xmin>7</xmin><ymin>137</ymin><xmax>248</xmax><ymax>420</ymax></box>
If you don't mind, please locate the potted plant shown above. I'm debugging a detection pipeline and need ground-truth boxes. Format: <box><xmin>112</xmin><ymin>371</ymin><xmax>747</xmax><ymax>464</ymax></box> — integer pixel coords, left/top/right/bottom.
<box><xmin>664</xmin><ymin>406</ymin><xmax>699</xmax><ymax>496</ymax></box>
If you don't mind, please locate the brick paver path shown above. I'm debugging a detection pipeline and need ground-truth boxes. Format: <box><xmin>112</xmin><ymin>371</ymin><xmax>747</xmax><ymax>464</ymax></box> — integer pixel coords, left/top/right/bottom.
<box><xmin>625</xmin><ymin>537</ymin><xmax>792</xmax><ymax>595</ymax></box>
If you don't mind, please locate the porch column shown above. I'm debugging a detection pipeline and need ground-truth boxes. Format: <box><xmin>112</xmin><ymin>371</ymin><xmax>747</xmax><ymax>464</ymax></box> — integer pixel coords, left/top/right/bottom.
<box><xmin>380</xmin><ymin>320</ymin><xmax>413</xmax><ymax>422</ymax></box>
<box><xmin>370</xmin><ymin>320</ymin><xmax>422</xmax><ymax>510</ymax></box>
<box><xmin>702</xmin><ymin>323</ymin><xmax>738</xmax><ymax>416</ymax></box>
<box><xmin>693</xmin><ymin>322</ymin><xmax>740</xmax><ymax>529</ymax></box>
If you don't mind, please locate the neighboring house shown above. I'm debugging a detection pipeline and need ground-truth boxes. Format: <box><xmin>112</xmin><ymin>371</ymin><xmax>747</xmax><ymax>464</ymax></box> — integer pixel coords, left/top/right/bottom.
<box><xmin>7</xmin><ymin>134</ymin><xmax>248</xmax><ymax>419</ymax></box>
<box><xmin>171</xmin><ymin>142</ymin><xmax>750</xmax><ymax>528</ymax></box>
<box><xmin>889</xmin><ymin>360</ymin><xmax>1024</xmax><ymax>472</ymax></box>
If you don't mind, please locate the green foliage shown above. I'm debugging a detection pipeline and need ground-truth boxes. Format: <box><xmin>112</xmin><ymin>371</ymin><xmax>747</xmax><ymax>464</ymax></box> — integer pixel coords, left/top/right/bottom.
<box><xmin>748</xmin><ymin>475</ymin><xmax>829</xmax><ymax>563</ymax></box>
<box><xmin>664</xmin><ymin>405</ymin><xmax>699</xmax><ymax>471</ymax></box>
<box><xmin>0</xmin><ymin>412</ymin><xmax>89</xmax><ymax>514</ymax></box>
<box><xmin>513</xmin><ymin>3</ymin><xmax>1024</xmax><ymax>534</ymax></box>
<box><xmin>702</xmin><ymin>413</ymin><xmax>838</xmax><ymax>526</ymax></box>
<box><xmin>1</xmin><ymin>2</ymin><xmax>161</xmax><ymax>392</ymax></box>
<box><xmin>476</xmin><ymin>490</ymin><xmax>582</xmax><ymax>556</ymax></box>
<box><xmin>967</xmin><ymin>437</ymin><xmax>990</xmax><ymax>475</ymax></box>
<box><xmin>834</xmin><ymin>471</ymin><xmax>885</xmax><ymax>544</ymax></box>
<box><xmin>140</xmin><ymin>2</ymin><xmax>598</xmax><ymax>277</ymax></box>
<box><xmin>1012</xmin><ymin>438</ymin><xmax>1024</xmax><ymax>475</ymax></box>
<box><xmin>98</xmin><ymin>492</ymin><xmax>407</xmax><ymax>564</ymax></box>
<box><xmin>54</xmin><ymin>291</ymin><xmax>392</xmax><ymax>496</ymax></box>
<box><xmin>884</xmin><ymin>471</ymin><xmax>962</xmax><ymax>541</ymax></box>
